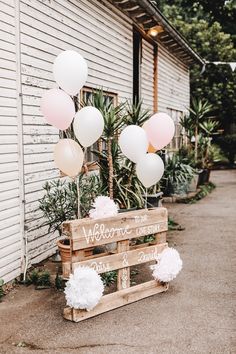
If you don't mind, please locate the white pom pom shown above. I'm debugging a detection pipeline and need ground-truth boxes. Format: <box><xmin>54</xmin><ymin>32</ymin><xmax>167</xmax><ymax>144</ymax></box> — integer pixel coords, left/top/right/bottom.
<box><xmin>89</xmin><ymin>196</ymin><xmax>118</xmax><ymax>220</ymax></box>
<box><xmin>64</xmin><ymin>266</ymin><xmax>104</xmax><ymax>311</ymax></box>
<box><xmin>151</xmin><ymin>247</ymin><xmax>182</xmax><ymax>283</ymax></box>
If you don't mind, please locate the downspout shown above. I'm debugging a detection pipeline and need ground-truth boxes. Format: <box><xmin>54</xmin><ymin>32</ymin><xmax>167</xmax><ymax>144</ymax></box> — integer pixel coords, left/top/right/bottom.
<box><xmin>15</xmin><ymin>0</ymin><xmax>28</xmax><ymax>281</ymax></box>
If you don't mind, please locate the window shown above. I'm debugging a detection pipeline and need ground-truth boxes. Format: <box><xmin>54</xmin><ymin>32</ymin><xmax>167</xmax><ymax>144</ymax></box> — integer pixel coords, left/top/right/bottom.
<box><xmin>166</xmin><ymin>108</ymin><xmax>184</xmax><ymax>151</ymax></box>
<box><xmin>80</xmin><ymin>87</ymin><xmax>118</xmax><ymax>163</ymax></box>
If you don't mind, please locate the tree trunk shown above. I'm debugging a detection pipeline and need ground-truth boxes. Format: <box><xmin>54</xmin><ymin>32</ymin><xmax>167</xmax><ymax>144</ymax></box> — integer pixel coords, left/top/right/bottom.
<box><xmin>98</xmin><ymin>138</ymin><xmax>102</xmax><ymax>154</ymax></box>
<box><xmin>194</xmin><ymin>124</ymin><xmax>198</xmax><ymax>163</ymax></box>
<box><xmin>107</xmin><ymin>138</ymin><xmax>114</xmax><ymax>199</ymax></box>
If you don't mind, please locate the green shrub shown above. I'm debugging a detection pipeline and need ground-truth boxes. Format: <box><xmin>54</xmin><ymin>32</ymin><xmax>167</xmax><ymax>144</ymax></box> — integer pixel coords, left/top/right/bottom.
<box><xmin>0</xmin><ymin>278</ymin><xmax>4</xmax><ymax>300</ymax></box>
<box><xmin>216</xmin><ymin>134</ymin><xmax>236</xmax><ymax>165</ymax></box>
<box><xmin>39</xmin><ymin>174</ymin><xmax>102</xmax><ymax>235</ymax></box>
<box><xmin>27</xmin><ymin>269</ymin><xmax>51</xmax><ymax>287</ymax></box>
<box><xmin>101</xmin><ymin>271</ymin><xmax>117</xmax><ymax>286</ymax></box>
<box><xmin>162</xmin><ymin>153</ymin><xmax>195</xmax><ymax>195</ymax></box>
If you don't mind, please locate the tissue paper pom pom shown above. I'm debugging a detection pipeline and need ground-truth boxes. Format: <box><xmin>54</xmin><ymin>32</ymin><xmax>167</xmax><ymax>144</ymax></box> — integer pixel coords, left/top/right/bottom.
<box><xmin>64</xmin><ymin>266</ymin><xmax>104</xmax><ymax>311</ymax></box>
<box><xmin>151</xmin><ymin>247</ymin><xmax>182</xmax><ymax>283</ymax></box>
<box><xmin>89</xmin><ymin>196</ymin><xmax>118</xmax><ymax>220</ymax></box>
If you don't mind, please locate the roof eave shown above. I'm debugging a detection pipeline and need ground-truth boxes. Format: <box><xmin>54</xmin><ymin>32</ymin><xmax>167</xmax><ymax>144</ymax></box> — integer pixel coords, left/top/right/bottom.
<box><xmin>110</xmin><ymin>0</ymin><xmax>205</xmax><ymax>66</ymax></box>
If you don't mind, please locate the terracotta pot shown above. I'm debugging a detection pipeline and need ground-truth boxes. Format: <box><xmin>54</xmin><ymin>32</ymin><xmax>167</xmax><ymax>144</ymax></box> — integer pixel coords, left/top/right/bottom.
<box><xmin>57</xmin><ymin>239</ymin><xmax>71</xmax><ymax>263</ymax></box>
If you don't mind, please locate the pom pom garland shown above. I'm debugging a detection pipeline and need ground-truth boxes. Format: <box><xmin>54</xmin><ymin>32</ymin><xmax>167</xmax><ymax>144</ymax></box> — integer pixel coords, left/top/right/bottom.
<box><xmin>89</xmin><ymin>196</ymin><xmax>118</xmax><ymax>220</ymax></box>
<box><xmin>64</xmin><ymin>266</ymin><xmax>104</xmax><ymax>311</ymax></box>
<box><xmin>151</xmin><ymin>247</ymin><xmax>182</xmax><ymax>283</ymax></box>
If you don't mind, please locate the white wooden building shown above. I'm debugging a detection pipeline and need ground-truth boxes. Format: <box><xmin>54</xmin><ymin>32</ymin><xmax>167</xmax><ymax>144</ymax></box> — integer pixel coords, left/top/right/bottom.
<box><xmin>0</xmin><ymin>0</ymin><xmax>203</xmax><ymax>283</ymax></box>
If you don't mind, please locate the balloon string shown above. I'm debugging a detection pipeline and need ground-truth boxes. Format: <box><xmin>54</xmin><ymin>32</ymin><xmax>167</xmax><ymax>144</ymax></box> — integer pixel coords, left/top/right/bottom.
<box><xmin>145</xmin><ymin>188</ymin><xmax>148</xmax><ymax>209</ymax></box>
<box><xmin>76</xmin><ymin>177</ymin><xmax>81</xmax><ymax>219</ymax></box>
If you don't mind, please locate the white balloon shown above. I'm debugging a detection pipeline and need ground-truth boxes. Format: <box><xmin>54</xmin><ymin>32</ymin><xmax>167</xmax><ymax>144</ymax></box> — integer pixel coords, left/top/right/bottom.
<box><xmin>53</xmin><ymin>50</ymin><xmax>88</xmax><ymax>96</ymax></box>
<box><xmin>136</xmin><ymin>153</ymin><xmax>164</xmax><ymax>188</ymax></box>
<box><xmin>119</xmin><ymin>125</ymin><xmax>148</xmax><ymax>163</ymax></box>
<box><xmin>73</xmin><ymin>106</ymin><xmax>104</xmax><ymax>147</ymax></box>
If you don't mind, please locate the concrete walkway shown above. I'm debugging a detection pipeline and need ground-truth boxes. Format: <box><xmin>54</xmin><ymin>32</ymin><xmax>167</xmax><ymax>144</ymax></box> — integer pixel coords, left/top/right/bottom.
<box><xmin>0</xmin><ymin>170</ymin><xmax>235</xmax><ymax>354</ymax></box>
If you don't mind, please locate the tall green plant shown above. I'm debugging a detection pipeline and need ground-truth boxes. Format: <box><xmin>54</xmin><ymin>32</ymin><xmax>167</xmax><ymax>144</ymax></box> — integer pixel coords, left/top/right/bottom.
<box><xmin>88</xmin><ymin>90</ymin><xmax>150</xmax><ymax>209</ymax></box>
<box><xmin>86</xmin><ymin>89</ymin><xmax>125</xmax><ymax>199</ymax></box>
<box><xmin>188</xmin><ymin>98</ymin><xmax>213</xmax><ymax>162</ymax></box>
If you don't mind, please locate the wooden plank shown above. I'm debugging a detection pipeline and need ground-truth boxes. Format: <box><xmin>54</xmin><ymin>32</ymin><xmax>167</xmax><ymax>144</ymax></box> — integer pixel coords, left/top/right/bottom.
<box><xmin>64</xmin><ymin>208</ymin><xmax>168</xmax><ymax>249</ymax></box>
<box><xmin>117</xmin><ymin>239</ymin><xmax>130</xmax><ymax>290</ymax></box>
<box><xmin>71</xmin><ymin>242</ymin><xmax>167</xmax><ymax>276</ymax></box>
<box><xmin>63</xmin><ymin>280</ymin><xmax>169</xmax><ymax>322</ymax></box>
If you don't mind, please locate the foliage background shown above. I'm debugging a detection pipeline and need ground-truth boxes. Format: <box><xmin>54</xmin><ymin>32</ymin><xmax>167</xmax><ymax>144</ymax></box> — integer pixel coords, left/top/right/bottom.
<box><xmin>156</xmin><ymin>0</ymin><xmax>236</xmax><ymax>134</ymax></box>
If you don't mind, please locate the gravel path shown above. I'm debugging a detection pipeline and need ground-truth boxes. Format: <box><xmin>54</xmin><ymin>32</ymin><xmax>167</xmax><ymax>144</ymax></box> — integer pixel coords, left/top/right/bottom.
<box><xmin>0</xmin><ymin>170</ymin><xmax>235</xmax><ymax>354</ymax></box>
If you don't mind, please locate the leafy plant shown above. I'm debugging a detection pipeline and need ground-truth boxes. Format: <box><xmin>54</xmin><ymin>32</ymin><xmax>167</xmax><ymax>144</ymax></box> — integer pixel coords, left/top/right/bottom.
<box><xmin>101</xmin><ymin>271</ymin><xmax>117</xmax><ymax>286</ymax></box>
<box><xmin>55</xmin><ymin>271</ymin><xmax>64</xmax><ymax>290</ymax></box>
<box><xmin>85</xmin><ymin>88</ymin><xmax>125</xmax><ymax>199</ymax></box>
<box><xmin>0</xmin><ymin>278</ymin><xmax>4</xmax><ymax>300</ymax></box>
<box><xmin>39</xmin><ymin>174</ymin><xmax>102</xmax><ymax>235</ymax></box>
<box><xmin>216</xmin><ymin>134</ymin><xmax>236</xmax><ymax>165</ymax></box>
<box><xmin>163</xmin><ymin>153</ymin><xmax>195</xmax><ymax>195</ymax></box>
<box><xmin>90</xmin><ymin>92</ymin><xmax>151</xmax><ymax>209</ymax></box>
<box><xmin>186</xmin><ymin>98</ymin><xmax>213</xmax><ymax>162</ymax></box>
<box><xmin>27</xmin><ymin>269</ymin><xmax>51</xmax><ymax>287</ymax></box>
<box><xmin>181</xmin><ymin>182</ymin><xmax>216</xmax><ymax>203</ymax></box>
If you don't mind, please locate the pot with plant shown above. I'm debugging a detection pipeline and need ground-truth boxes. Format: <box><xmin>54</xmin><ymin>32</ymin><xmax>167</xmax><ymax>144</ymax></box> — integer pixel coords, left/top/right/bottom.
<box><xmin>162</xmin><ymin>153</ymin><xmax>195</xmax><ymax>196</ymax></box>
<box><xmin>180</xmin><ymin>98</ymin><xmax>218</xmax><ymax>186</ymax></box>
<box><xmin>89</xmin><ymin>91</ymin><xmax>152</xmax><ymax>211</ymax></box>
<box><xmin>39</xmin><ymin>175</ymin><xmax>102</xmax><ymax>262</ymax></box>
<box><xmin>197</xmin><ymin>120</ymin><xmax>219</xmax><ymax>185</ymax></box>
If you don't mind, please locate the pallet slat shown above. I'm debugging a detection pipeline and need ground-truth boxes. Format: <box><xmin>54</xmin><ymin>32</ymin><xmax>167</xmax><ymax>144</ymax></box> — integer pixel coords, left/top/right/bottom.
<box><xmin>63</xmin><ymin>207</ymin><xmax>168</xmax><ymax>322</ymax></box>
<box><xmin>63</xmin><ymin>280</ymin><xmax>169</xmax><ymax>322</ymax></box>
<box><xmin>68</xmin><ymin>242</ymin><xmax>167</xmax><ymax>279</ymax></box>
<box><xmin>63</xmin><ymin>208</ymin><xmax>168</xmax><ymax>249</ymax></box>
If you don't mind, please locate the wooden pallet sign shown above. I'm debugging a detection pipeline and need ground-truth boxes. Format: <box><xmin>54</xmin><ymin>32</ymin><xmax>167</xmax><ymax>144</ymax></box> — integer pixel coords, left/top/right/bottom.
<box><xmin>62</xmin><ymin>207</ymin><xmax>169</xmax><ymax>322</ymax></box>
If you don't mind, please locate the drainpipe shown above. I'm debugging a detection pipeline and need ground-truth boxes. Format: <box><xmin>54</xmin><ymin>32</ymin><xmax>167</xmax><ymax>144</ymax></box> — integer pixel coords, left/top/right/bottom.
<box><xmin>15</xmin><ymin>0</ymin><xmax>28</xmax><ymax>281</ymax></box>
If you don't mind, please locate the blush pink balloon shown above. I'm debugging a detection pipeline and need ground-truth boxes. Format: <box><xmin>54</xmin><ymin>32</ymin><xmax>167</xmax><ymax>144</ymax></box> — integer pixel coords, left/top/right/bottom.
<box><xmin>41</xmin><ymin>88</ymin><xmax>75</xmax><ymax>130</ymax></box>
<box><xmin>145</xmin><ymin>113</ymin><xmax>175</xmax><ymax>150</ymax></box>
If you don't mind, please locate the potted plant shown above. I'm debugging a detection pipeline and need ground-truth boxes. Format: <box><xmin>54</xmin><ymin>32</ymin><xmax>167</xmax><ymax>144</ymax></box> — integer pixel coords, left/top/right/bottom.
<box><xmin>180</xmin><ymin>98</ymin><xmax>219</xmax><ymax>186</ymax></box>
<box><xmin>162</xmin><ymin>153</ymin><xmax>195</xmax><ymax>196</ymax></box>
<box><xmin>197</xmin><ymin>120</ymin><xmax>219</xmax><ymax>185</ymax></box>
<box><xmin>89</xmin><ymin>91</ymin><xmax>151</xmax><ymax>210</ymax></box>
<box><xmin>39</xmin><ymin>175</ymin><xmax>101</xmax><ymax>261</ymax></box>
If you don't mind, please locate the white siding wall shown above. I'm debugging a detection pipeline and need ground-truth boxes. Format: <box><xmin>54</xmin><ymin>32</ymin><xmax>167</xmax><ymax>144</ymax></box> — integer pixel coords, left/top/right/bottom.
<box><xmin>141</xmin><ymin>39</ymin><xmax>154</xmax><ymax>112</ymax></box>
<box><xmin>0</xmin><ymin>0</ymin><xmax>192</xmax><ymax>283</ymax></box>
<box><xmin>157</xmin><ymin>43</ymin><xmax>190</xmax><ymax>113</ymax></box>
<box><xmin>20</xmin><ymin>0</ymin><xmax>133</xmax><ymax>266</ymax></box>
<box><xmin>0</xmin><ymin>0</ymin><xmax>22</xmax><ymax>283</ymax></box>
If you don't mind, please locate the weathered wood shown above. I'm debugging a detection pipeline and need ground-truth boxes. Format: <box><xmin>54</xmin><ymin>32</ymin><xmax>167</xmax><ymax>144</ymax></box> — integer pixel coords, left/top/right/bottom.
<box><xmin>63</xmin><ymin>208</ymin><xmax>168</xmax><ymax>249</ymax></box>
<box><xmin>62</xmin><ymin>262</ymin><xmax>71</xmax><ymax>280</ymax></box>
<box><xmin>70</xmin><ymin>242</ymin><xmax>167</xmax><ymax>276</ymax></box>
<box><xmin>117</xmin><ymin>240</ymin><xmax>130</xmax><ymax>290</ymax></box>
<box><xmin>63</xmin><ymin>280</ymin><xmax>169</xmax><ymax>322</ymax></box>
<box><xmin>63</xmin><ymin>207</ymin><xmax>168</xmax><ymax>321</ymax></box>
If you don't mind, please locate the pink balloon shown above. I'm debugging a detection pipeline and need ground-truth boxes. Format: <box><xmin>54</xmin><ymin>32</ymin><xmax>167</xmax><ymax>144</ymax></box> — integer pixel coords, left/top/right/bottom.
<box><xmin>41</xmin><ymin>88</ymin><xmax>75</xmax><ymax>130</ymax></box>
<box><xmin>145</xmin><ymin>113</ymin><xmax>175</xmax><ymax>150</ymax></box>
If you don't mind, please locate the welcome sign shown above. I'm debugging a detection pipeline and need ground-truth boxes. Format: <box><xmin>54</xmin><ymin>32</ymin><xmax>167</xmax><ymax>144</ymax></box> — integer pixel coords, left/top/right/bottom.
<box><xmin>62</xmin><ymin>207</ymin><xmax>169</xmax><ymax>322</ymax></box>
<box><xmin>63</xmin><ymin>208</ymin><xmax>168</xmax><ymax>249</ymax></box>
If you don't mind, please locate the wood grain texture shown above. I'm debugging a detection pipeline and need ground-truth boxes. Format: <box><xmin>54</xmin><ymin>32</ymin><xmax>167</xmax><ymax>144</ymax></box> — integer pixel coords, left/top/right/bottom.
<box><xmin>117</xmin><ymin>239</ymin><xmax>130</xmax><ymax>290</ymax></box>
<box><xmin>70</xmin><ymin>242</ymin><xmax>167</xmax><ymax>277</ymax></box>
<box><xmin>63</xmin><ymin>281</ymin><xmax>169</xmax><ymax>322</ymax></box>
<box><xmin>63</xmin><ymin>208</ymin><xmax>168</xmax><ymax>249</ymax></box>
